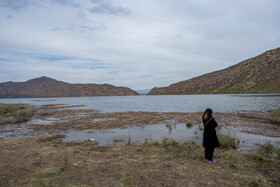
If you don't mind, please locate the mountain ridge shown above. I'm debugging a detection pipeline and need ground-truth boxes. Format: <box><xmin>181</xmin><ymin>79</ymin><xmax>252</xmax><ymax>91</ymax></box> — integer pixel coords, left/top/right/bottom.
<box><xmin>148</xmin><ymin>47</ymin><xmax>280</xmax><ymax>95</ymax></box>
<box><xmin>0</xmin><ymin>76</ymin><xmax>139</xmax><ymax>98</ymax></box>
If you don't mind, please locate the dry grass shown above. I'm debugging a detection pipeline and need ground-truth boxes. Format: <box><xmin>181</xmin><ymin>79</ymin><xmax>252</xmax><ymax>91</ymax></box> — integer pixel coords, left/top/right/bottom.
<box><xmin>0</xmin><ymin>135</ymin><xmax>279</xmax><ymax>186</ymax></box>
<box><xmin>217</xmin><ymin>132</ymin><xmax>239</xmax><ymax>149</ymax></box>
<box><xmin>268</xmin><ymin>108</ymin><xmax>280</xmax><ymax>126</ymax></box>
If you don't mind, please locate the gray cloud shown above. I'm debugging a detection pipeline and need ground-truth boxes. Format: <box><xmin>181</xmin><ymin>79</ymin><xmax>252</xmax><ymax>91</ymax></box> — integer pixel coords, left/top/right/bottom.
<box><xmin>89</xmin><ymin>1</ymin><xmax>129</xmax><ymax>15</ymax></box>
<box><xmin>50</xmin><ymin>0</ymin><xmax>80</xmax><ymax>7</ymax></box>
<box><xmin>6</xmin><ymin>14</ymin><xmax>13</xmax><ymax>19</ymax></box>
<box><xmin>52</xmin><ymin>24</ymin><xmax>106</xmax><ymax>33</ymax></box>
<box><xmin>78</xmin><ymin>25</ymin><xmax>106</xmax><ymax>33</ymax></box>
<box><xmin>0</xmin><ymin>0</ymin><xmax>34</xmax><ymax>10</ymax></box>
<box><xmin>0</xmin><ymin>0</ymin><xmax>279</xmax><ymax>90</ymax></box>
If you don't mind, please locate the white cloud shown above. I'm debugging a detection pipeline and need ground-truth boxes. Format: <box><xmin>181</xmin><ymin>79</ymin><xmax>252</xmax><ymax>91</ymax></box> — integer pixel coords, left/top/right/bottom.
<box><xmin>0</xmin><ymin>0</ymin><xmax>279</xmax><ymax>90</ymax></box>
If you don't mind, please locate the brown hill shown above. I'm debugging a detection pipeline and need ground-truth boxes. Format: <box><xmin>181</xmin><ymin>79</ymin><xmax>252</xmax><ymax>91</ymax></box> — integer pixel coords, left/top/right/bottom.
<box><xmin>0</xmin><ymin>76</ymin><xmax>139</xmax><ymax>98</ymax></box>
<box><xmin>148</xmin><ymin>47</ymin><xmax>280</xmax><ymax>95</ymax></box>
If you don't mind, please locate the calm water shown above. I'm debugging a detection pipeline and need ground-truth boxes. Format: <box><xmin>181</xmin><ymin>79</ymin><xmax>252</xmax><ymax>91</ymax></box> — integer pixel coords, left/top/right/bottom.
<box><xmin>63</xmin><ymin>124</ymin><xmax>280</xmax><ymax>152</ymax></box>
<box><xmin>0</xmin><ymin>94</ymin><xmax>280</xmax><ymax>113</ymax></box>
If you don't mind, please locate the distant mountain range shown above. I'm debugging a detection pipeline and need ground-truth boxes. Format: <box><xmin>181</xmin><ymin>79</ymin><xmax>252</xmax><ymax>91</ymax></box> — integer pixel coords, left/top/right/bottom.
<box><xmin>148</xmin><ymin>47</ymin><xmax>280</xmax><ymax>95</ymax></box>
<box><xmin>136</xmin><ymin>89</ymin><xmax>152</xmax><ymax>94</ymax></box>
<box><xmin>0</xmin><ymin>76</ymin><xmax>139</xmax><ymax>98</ymax></box>
<box><xmin>1</xmin><ymin>47</ymin><xmax>279</xmax><ymax>98</ymax></box>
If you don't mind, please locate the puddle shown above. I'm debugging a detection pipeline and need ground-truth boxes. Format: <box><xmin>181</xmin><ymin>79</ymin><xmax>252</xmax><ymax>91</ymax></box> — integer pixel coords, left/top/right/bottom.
<box><xmin>76</xmin><ymin>113</ymin><xmax>91</xmax><ymax>118</ymax></box>
<box><xmin>1</xmin><ymin>121</ymin><xmax>279</xmax><ymax>153</ymax></box>
<box><xmin>63</xmin><ymin>123</ymin><xmax>201</xmax><ymax>145</ymax></box>
<box><xmin>62</xmin><ymin>124</ymin><xmax>280</xmax><ymax>152</ymax></box>
<box><xmin>220</xmin><ymin>126</ymin><xmax>280</xmax><ymax>152</ymax></box>
<box><xmin>29</xmin><ymin>118</ymin><xmax>60</xmax><ymax>125</ymax></box>
<box><xmin>93</xmin><ymin>118</ymin><xmax>117</xmax><ymax>122</ymax></box>
<box><xmin>0</xmin><ymin>123</ymin><xmax>30</xmax><ymax>139</ymax></box>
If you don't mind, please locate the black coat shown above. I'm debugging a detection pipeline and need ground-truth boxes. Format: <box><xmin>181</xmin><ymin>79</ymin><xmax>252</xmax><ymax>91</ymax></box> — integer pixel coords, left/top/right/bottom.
<box><xmin>203</xmin><ymin>116</ymin><xmax>220</xmax><ymax>148</ymax></box>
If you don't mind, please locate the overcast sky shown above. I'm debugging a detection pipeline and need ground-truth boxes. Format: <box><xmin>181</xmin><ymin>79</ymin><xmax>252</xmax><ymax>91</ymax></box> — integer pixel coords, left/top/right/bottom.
<box><xmin>0</xmin><ymin>0</ymin><xmax>279</xmax><ymax>90</ymax></box>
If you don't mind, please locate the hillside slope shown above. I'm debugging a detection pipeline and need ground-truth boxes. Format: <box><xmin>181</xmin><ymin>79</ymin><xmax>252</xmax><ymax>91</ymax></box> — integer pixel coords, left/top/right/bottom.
<box><xmin>148</xmin><ymin>47</ymin><xmax>280</xmax><ymax>95</ymax></box>
<box><xmin>0</xmin><ymin>76</ymin><xmax>139</xmax><ymax>98</ymax></box>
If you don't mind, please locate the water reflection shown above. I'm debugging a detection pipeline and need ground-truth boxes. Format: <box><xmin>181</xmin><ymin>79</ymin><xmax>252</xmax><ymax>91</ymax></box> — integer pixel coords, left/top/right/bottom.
<box><xmin>165</xmin><ymin>124</ymin><xmax>177</xmax><ymax>135</ymax></box>
<box><xmin>62</xmin><ymin>123</ymin><xmax>280</xmax><ymax>152</ymax></box>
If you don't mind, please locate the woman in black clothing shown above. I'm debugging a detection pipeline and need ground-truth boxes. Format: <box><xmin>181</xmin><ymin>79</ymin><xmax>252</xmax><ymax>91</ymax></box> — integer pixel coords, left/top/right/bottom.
<box><xmin>202</xmin><ymin>108</ymin><xmax>220</xmax><ymax>163</ymax></box>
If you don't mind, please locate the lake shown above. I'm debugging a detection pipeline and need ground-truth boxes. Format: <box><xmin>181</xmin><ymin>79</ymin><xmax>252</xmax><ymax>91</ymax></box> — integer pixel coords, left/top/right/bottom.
<box><xmin>1</xmin><ymin>94</ymin><xmax>280</xmax><ymax>151</ymax></box>
<box><xmin>1</xmin><ymin>94</ymin><xmax>280</xmax><ymax>113</ymax></box>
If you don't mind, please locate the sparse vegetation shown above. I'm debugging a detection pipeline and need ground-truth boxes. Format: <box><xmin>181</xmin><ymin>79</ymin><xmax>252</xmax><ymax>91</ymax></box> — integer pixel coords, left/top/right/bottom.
<box><xmin>0</xmin><ymin>104</ymin><xmax>35</xmax><ymax>125</ymax></box>
<box><xmin>40</xmin><ymin>154</ymin><xmax>70</xmax><ymax>178</ymax></box>
<box><xmin>0</xmin><ymin>134</ymin><xmax>279</xmax><ymax>186</ymax></box>
<box><xmin>39</xmin><ymin>112</ymin><xmax>53</xmax><ymax>116</ymax></box>
<box><xmin>186</xmin><ymin>122</ymin><xmax>193</xmax><ymax>128</ymax></box>
<box><xmin>162</xmin><ymin>137</ymin><xmax>179</xmax><ymax>148</ymax></box>
<box><xmin>120</xmin><ymin>169</ymin><xmax>134</xmax><ymax>187</ymax></box>
<box><xmin>241</xmin><ymin>175</ymin><xmax>272</xmax><ymax>187</ymax></box>
<box><xmin>268</xmin><ymin>108</ymin><xmax>280</xmax><ymax>126</ymax></box>
<box><xmin>217</xmin><ymin>133</ymin><xmax>239</xmax><ymax>149</ymax></box>
<box><xmin>225</xmin><ymin>152</ymin><xmax>246</xmax><ymax>169</ymax></box>
<box><xmin>113</xmin><ymin>136</ymin><xmax>126</xmax><ymax>144</ymax></box>
<box><xmin>127</xmin><ymin>130</ymin><xmax>131</xmax><ymax>146</ymax></box>
<box><xmin>251</xmin><ymin>142</ymin><xmax>280</xmax><ymax>164</ymax></box>
<box><xmin>161</xmin><ymin>138</ymin><xmax>201</xmax><ymax>161</ymax></box>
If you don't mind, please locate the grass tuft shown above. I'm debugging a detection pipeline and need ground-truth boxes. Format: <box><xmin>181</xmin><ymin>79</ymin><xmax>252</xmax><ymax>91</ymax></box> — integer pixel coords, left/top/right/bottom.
<box><xmin>127</xmin><ymin>130</ymin><xmax>131</xmax><ymax>146</ymax></box>
<box><xmin>40</xmin><ymin>154</ymin><xmax>70</xmax><ymax>178</ymax></box>
<box><xmin>268</xmin><ymin>108</ymin><xmax>280</xmax><ymax>126</ymax></box>
<box><xmin>162</xmin><ymin>137</ymin><xmax>179</xmax><ymax>148</ymax></box>
<box><xmin>186</xmin><ymin>122</ymin><xmax>193</xmax><ymax>128</ymax></box>
<box><xmin>225</xmin><ymin>152</ymin><xmax>245</xmax><ymax>169</ymax></box>
<box><xmin>251</xmin><ymin>142</ymin><xmax>280</xmax><ymax>164</ymax></box>
<box><xmin>113</xmin><ymin>136</ymin><xmax>126</xmax><ymax>144</ymax></box>
<box><xmin>218</xmin><ymin>133</ymin><xmax>238</xmax><ymax>149</ymax></box>
<box><xmin>241</xmin><ymin>174</ymin><xmax>271</xmax><ymax>187</ymax></box>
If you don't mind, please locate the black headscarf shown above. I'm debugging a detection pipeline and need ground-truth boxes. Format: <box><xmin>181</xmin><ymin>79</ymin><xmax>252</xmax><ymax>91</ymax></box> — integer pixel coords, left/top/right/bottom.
<box><xmin>202</xmin><ymin>108</ymin><xmax>213</xmax><ymax>125</ymax></box>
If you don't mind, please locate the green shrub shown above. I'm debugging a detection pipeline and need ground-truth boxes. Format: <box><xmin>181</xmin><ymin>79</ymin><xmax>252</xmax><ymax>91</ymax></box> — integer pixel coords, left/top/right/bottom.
<box><xmin>198</xmin><ymin>125</ymin><xmax>204</xmax><ymax>131</ymax></box>
<box><xmin>186</xmin><ymin>122</ymin><xmax>193</xmax><ymax>128</ymax></box>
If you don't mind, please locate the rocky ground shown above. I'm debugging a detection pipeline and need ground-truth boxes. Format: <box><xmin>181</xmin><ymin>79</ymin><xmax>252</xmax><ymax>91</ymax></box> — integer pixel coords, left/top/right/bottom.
<box><xmin>0</xmin><ymin>103</ymin><xmax>279</xmax><ymax>186</ymax></box>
